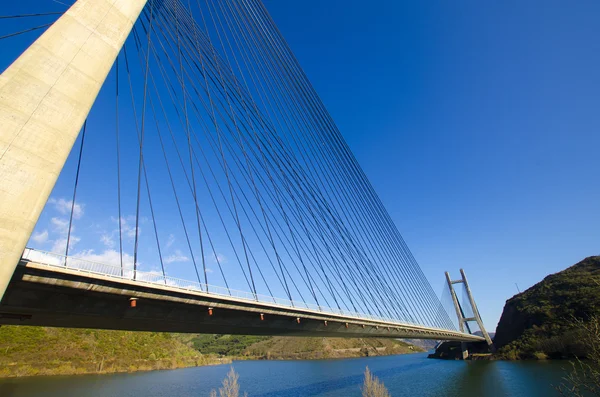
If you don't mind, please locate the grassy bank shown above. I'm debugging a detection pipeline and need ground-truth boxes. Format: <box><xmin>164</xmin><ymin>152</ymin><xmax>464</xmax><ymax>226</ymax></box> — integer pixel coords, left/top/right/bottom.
<box><xmin>0</xmin><ymin>326</ymin><xmax>229</xmax><ymax>378</ymax></box>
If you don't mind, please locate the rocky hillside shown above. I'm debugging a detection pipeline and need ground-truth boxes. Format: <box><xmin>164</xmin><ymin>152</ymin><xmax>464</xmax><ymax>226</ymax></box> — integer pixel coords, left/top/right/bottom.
<box><xmin>494</xmin><ymin>256</ymin><xmax>600</xmax><ymax>359</ymax></box>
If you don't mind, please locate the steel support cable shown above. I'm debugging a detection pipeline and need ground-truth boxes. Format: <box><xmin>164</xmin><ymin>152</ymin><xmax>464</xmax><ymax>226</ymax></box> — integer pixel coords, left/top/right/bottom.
<box><xmin>144</xmin><ymin>62</ymin><xmax>233</xmax><ymax>293</ymax></box>
<box><xmin>175</xmin><ymin>2</ymin><xmax>209</xmax><ymax>290</ymax></box>
<box><xmin>0</xmin><ymin>12</ymin><xmax>63</xmax><ymax>19</ymax></box>
<box><xmin>149</xmin><ymin>6</ymin><xmax>257</xmax><ymax>295</ymax></box>
<box><xmin>193</xmin><ymin>0</ymin><xmax>259</xmax><ymax>300</ymax></box>
<box><xmin>145</xmin><ymin>50</ymin><xmax>286</xmax><ymax>302</ymax></box>
<box><xmin>217</xmin><ymin>0</ymin><xmax>344</xmax><ymax>312</ymax></box>
<box><xmin>169</xmin><ymin>27</ymin><xmax>372</xmax><ymax>318</ymax></box>
<box><xmin>251</xmin><ymin>0</ymin><xmax>452</xmax><ymax>328</ymax></box>
<box><xmin>230</xmin><ymin>0</ymin><xmax>398</xmax><ymax>318</ymax></box>
<box><xmin>151</xmin><ymin>13</ymin><xmax>346</xmax><ymax>312</ymax></box>
<box><xmin>251</xmin><ymin>11</ymin><xmax>434</xmax><ymax>324</ymax></box>
<box><xmin>251</xmin><ymin>8</ymin><xmax>448</xmax><ymax>328</ymax></box>
<box><xmin>147</xmin><ymin>84</ymin><xmax>236</xmax><ymax>292</ymax></box>
<box><xmin>181</xmin><ymin>99</ymin><xmax>339</xmax><ymax>308</ymax></box>
<box><xmin>204</xmin><ymin>0</ymin><xmax>329</xmax><ymax>311</ymax></box>
<box><xmin>230</xmin><ymin>0</ymin><xmax>412</xmax><ymax>322</ymax></box>
<box><xmin>236</xmin><ymin>0</ymin><xmax>411</xmax><ymax>322</ymax></box>
<box><xmin>0</xmin><ymin>23</ymin><xmax>53</xmax><ymax>40</ymax></box>
<box><xmin>134</xmin><ymin>13</ymin><xmax>232</xmax><ymax>292</ymax></box>
<box><xmin>142</xmin><ymin>17</ymin><xmax>261</xmax><ymax>298</ymax></box>
<box><xmin>123</xmin><ymin>36</ymin><xmax>202</xmax><ymax>286</ymax></box>
<box><xmin>149</xmin><ymin>24</ymin><xmax>310</xmax><ymax>306</ymax></box>
<box><xmin>172</xmin><ymin>0</ymin><xmax>361</xmax><ymax>239</ymax></box>
<box><xmin>180</xmin><ymin>1</ymin><xmax>372</xmax><ymax>314</ymax></box>
<box><xmin>162</xmin><ymin>0</ymin><xmax>258</xmax><ymax>296</ymax></box>
<box><xmin>152</xmin><ymin>3</ymin><xmax>322</xmax><ymax>304</ymax></box>
<box><xmin>206</xmin><ymin>0</ymin><xmax>330</xmax><ymax>309</ymax></box>
<box><xmin>115</xmin><ymin>55</ymin><xmax>125</xmax><ymax>277</ymax></box>
<box><xmin>248</xmin><ymin>39</ymin><xmax>422</xmax><ymax>324</ymax></box>
<box><xmin>241</xmin><ymin>0</ymin><xmax>414</xmax><ymax>310</ymax></box>
<box><xmin>128</xmin><ymin>23</ymin><xmax>169</xmax><ymax>284</ymax></box>
<box><xmin>242</xmin><ymin>7</ymin><xmax>419</xmax><ymax>324</ymax></box>
<box><xmin>49</xmin><ymin>0</ymin><xmax>72</xmax><ymax>7</ymax></box>
<box><xmin>144</xmin><ymin>10</ymin><xmax>284</xmax><ymax>301</ymax></box>
<box><xmin>152</xmin><ymin>0</ymin><xmax>392</xmax><ymax>316</ymax></box>
<box><xmin>149</xmin><ymin>13</ymin><xmax>272</xmax><ymax>295</ymax></box>
<box><xmin>125</xmin><ymin>49</ymin><xmax>201</xmax><ymax>287</ymax></box>
<box><xmin>65</xmin><ymin>120</ymin><xmax>86</xmax><ymax>264</ymax></box>
<box><xmin>251</xmin><ymin>7</ymin><xmax>452</xmax><ymax>328</ymax></box>
<box><xmin>203</xmin><ymin>0</ymin><xmax>315</xmax><ymax>305</ymax></box>
<box><xmin>142</xmin><ymin>162</ymin><xmax>168</xmax><ymax>283</ymax></box>
<box><xmin>132</xmin><ymin>3</ymin><xmax>155</xmax><ymax>281</ymax></box>
<box><xmin>151</xmin><ymin>13</ymin><xmax>303</xmax><ymax>307</ymax></box>
<box><xmin>190</xmin><ymin>3</ymin><xmax>286</xmax><ymax>303</ymax></box>
<box><xmin>183</xmin><ymin>33</ymin><xmax>392</xmax><ymax>322</ymax></box>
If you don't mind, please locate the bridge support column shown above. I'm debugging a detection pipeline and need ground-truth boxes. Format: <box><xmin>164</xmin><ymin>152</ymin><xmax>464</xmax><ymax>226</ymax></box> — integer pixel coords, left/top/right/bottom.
<box><xmin>0</xmin><ymin>0</ymin><xmax>148</xmax><ymax>301</ymax></box>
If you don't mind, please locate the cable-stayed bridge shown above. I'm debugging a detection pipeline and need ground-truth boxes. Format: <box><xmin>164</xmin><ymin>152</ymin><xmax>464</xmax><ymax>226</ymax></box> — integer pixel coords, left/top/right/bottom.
<box><xmin>0</xmin><ymin>0</ymin><xmax>487</xmax><ymax>343</ymax></box>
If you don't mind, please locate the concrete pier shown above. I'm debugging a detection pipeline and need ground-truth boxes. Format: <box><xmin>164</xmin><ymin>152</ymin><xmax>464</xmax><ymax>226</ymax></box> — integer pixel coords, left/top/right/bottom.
<box><xmin>0</xmin><ymin>0</ymin><xmax>148</xmax><ymax>301</ymax></box>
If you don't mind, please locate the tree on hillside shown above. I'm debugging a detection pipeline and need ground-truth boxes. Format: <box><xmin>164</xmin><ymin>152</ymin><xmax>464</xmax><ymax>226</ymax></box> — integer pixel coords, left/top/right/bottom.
<box><xmin>361</xmin><ymin>366</ymin><xmax>391</xmax><ymax>397</ymax></box>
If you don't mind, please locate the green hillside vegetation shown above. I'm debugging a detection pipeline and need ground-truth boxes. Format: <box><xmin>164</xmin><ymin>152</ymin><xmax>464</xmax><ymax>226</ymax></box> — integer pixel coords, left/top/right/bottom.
<box><xmin>0</xmin><ymin>326</ymin><xmax>228</xmax><ymax>377</ymax></box>
<box><xmin>187</xmin><ymin>334</ymin><xmax>422</xmax><ymax>360</ymax></box>
<box><xmin>0</xmin><ymin>328</ymin><xmax>422</xmax><ymax>377</ymax></box>
<box><xmin>494</xmin><ymin>256</ymin><xmax>600</xmax><ymax>360</ymax></box>
<box><xmin>190</xmin><ymin>334</ymin><xmax>270</xmax><ymax>356</ymax></box>
<box><xmin>244</xmin><ymin>336</ymin><xmax>421</xmax><ymax>360</ymax></box>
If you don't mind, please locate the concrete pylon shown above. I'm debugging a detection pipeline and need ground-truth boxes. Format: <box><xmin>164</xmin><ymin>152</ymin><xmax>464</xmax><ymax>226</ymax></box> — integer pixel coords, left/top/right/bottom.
<box><xmin>0</xmin><ymin>0</ymin><xmax>148</xmax><ymax>302</ymax></box>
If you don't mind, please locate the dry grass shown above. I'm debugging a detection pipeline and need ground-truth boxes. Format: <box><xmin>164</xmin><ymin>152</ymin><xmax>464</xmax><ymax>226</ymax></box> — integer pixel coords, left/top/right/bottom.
<box><xmin>361</xmin><ymin>366</ymin><xmax>391</xmax><ymax>397</ymax></box>
<box><xmin>210</xmin><ymin>367</ymin><xmax>247</xmax><ymax>397</ymax></box>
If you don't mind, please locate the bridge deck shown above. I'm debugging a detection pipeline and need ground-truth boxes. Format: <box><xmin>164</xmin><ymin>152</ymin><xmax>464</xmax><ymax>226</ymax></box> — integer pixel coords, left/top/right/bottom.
<box><xmin>0</xmin><ymin>252</ymin><xmax>484</xmax><ymax>342</ymax></box>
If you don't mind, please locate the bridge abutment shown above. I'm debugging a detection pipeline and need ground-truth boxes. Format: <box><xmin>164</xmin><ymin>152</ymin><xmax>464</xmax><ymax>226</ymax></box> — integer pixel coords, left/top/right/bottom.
<box><xmin>0</xmin><ymin>0</ymin><xmax>148</xmax><ymax>301</ymax></box>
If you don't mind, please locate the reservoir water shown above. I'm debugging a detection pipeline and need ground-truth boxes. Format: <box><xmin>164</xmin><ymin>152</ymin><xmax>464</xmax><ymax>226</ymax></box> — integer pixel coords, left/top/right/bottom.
<box><xmin>0</xmin><ymin>353</ymin><xmax>567</xmax><ymax>396</ymax></box>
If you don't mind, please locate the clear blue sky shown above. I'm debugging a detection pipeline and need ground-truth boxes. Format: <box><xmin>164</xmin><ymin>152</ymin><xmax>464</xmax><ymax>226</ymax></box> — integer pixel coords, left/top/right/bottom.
<box><xmin>3</xmin><ymin>0</ymin><xmax>599</xmax><ymax>331</ymax></box>
<box><xmin>262</xmin><ymin>0</ymin><xmax>600</xmax><ymax>330</ymax></box>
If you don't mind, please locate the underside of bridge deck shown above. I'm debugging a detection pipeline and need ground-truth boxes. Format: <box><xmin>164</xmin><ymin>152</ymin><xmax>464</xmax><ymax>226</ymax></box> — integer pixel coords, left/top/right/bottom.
<box><xmin>0</xmin><ymin>261</ymin><xmax>483</xmax><ymax>342</ymax></box>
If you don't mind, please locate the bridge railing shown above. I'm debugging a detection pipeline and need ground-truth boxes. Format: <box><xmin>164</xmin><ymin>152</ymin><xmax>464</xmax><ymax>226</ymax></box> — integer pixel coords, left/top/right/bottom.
<box><xmin>20</xmin><ymin>248</ymin><xmax>451</xmax><ymax>330</ymax></box>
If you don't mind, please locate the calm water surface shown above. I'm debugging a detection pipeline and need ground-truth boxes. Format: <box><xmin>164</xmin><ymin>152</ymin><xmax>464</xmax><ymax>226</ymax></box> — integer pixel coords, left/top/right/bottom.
<box><xmin>0</xmin><ymin>353</ymin><xmax>567</xmax><ymax>396</ymax></box>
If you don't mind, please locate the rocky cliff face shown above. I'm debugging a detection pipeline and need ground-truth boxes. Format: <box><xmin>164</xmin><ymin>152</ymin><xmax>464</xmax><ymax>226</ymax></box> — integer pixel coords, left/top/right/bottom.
<box><xmin>494</xmin><ymin>256</ymin><xmax>600</xmax><ymax>359</ymax></box>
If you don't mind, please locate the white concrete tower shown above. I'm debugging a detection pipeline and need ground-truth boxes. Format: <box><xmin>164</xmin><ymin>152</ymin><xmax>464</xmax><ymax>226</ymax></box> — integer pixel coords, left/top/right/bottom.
<box><xmin>0</xmin><ymin>0</ymin><xmax>149</xmax><ymax>300</ymax></box>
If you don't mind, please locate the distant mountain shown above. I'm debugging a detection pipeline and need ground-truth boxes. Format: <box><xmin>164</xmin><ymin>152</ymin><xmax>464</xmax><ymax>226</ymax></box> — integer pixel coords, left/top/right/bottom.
<box><xmin>402</xmin><ymin>339</ymin><xmax>437</xmax><ymax>351</ymax></box>
<box><xmin>494</xmin><ymin>256</ymin><xmax>600</xmax><ymax>359</ymax></box>
<box><xmin>473</xmin><ymin>331</ymin><xmax>495</xmax><ymax>340</ymax></box>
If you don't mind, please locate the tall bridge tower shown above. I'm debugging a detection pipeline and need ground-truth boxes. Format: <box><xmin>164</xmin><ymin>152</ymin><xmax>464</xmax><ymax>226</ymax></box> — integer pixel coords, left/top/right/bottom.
<box><xmin>0</xmin><ymin>0</ymin><xmax>148</xmax><ymax>301</ymax></box>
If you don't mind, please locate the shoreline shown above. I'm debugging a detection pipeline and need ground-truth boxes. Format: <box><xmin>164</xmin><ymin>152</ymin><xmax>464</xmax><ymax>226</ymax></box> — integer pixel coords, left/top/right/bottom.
<box><xmin>0</xmin><ymin>349</ymin><xmax>422</xmax><ymax>379</ymax></box>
